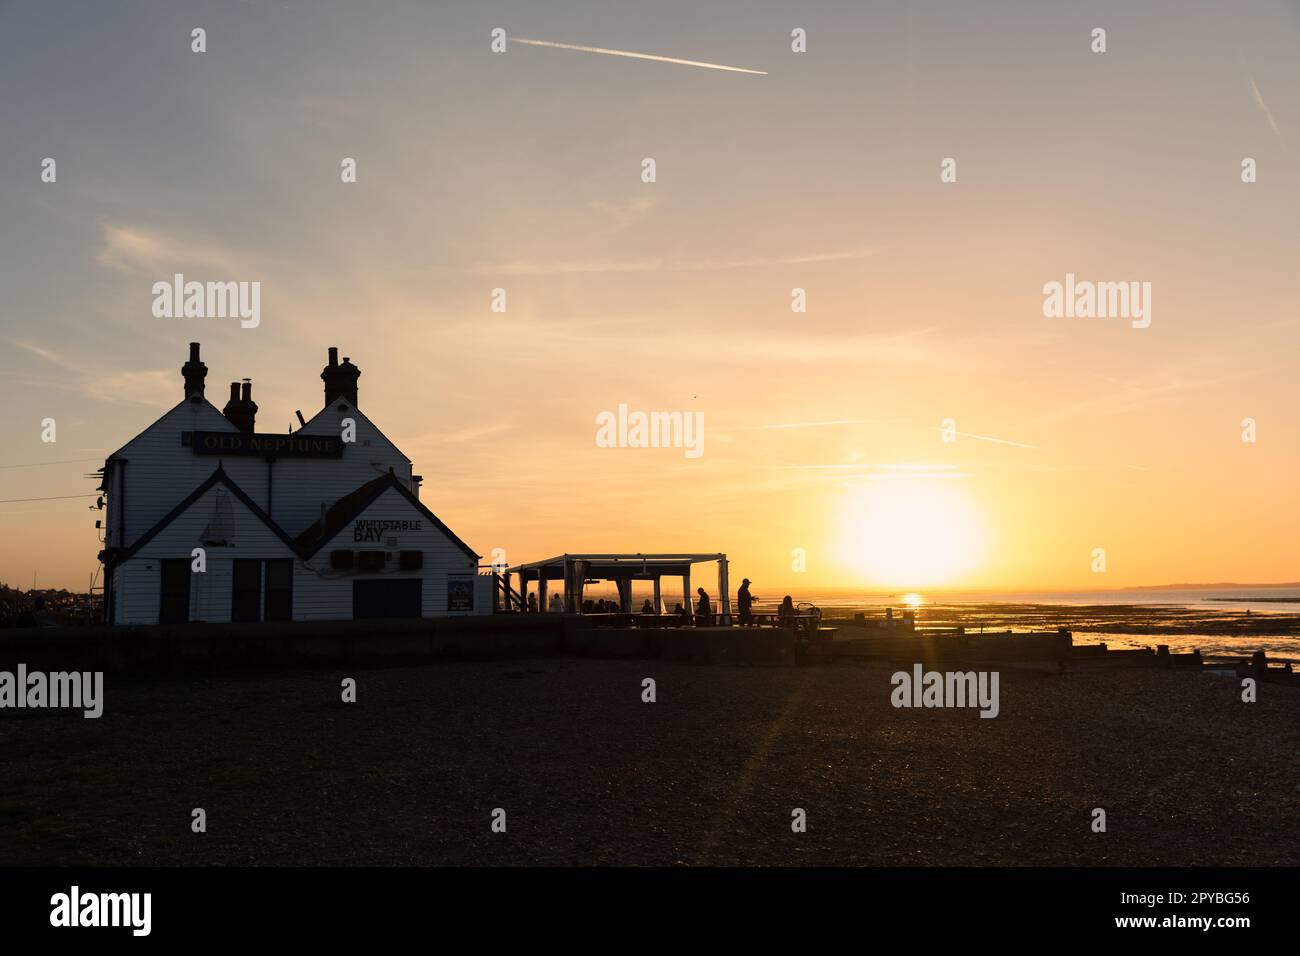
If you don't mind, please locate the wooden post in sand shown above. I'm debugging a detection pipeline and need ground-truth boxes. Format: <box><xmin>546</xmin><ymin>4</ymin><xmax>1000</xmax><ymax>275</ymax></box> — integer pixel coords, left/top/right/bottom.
<box><xmin>1252</xmin><ymin>650</ymin><xmax>1268</xmax><ymax>678</ymax></box>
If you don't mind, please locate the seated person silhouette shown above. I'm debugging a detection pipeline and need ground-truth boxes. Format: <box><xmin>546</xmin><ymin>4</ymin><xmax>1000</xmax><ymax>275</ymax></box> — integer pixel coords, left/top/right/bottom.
<box><xmin>778</xmin><ymin>595</ymin><xmax>795</xmax><ymax>629</ymax></box>
<box><xmin>695</xmin><ymin>587</ymin><xmax>712</xmax><ymax>626</ymax></box>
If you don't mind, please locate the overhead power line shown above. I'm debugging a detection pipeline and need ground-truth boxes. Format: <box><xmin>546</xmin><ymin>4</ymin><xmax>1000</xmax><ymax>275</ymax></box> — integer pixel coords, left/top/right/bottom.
<box><xmin>0</xmin><ymin>494</ymin><xmax>98</xmax><ymax>504</ymax></box>
<box><xmin>0</xmin><ymin>457</ymin><xmax>103</xmax><ymax>470</ymax></box>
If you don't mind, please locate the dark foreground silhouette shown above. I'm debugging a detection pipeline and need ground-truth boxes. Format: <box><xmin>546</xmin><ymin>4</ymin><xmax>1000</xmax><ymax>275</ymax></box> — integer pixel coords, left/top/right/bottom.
<box><xmin>2</xmin><ymin>660</ymin><xmax>1296</xmax><ymax>866</ymax></box>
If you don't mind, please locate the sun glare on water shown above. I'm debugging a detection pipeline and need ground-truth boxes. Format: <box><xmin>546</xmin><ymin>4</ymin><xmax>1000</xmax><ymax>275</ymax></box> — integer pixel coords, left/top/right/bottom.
<box><xmin>838</xmin><ymin>478</ymin><xmax>987</xmax><ymax>588</ymax></box>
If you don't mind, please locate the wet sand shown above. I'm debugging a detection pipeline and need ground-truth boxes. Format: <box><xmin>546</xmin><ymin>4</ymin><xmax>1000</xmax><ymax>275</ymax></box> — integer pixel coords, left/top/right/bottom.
<box><xmin>824</xmin><ymin>602</ymin><xmax>1300</xmax><ymax>662</ymax></box>
<box><xmin>3</xmin><ymin>658</ymin><xmax>1296</xmax><ymax>866</ymax></box>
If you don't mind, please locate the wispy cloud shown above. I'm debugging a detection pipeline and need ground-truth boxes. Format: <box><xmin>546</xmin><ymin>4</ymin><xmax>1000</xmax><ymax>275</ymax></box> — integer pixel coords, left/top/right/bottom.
<box><xmin>588</xmin><ymin>195</ymin><xmax>660</xmax><ymax>230</ymax></box>
<box><xmin>12</xmin><ymin>340</ymin><xmax>174</xmax><ymax>408</ymax></box>
<box><xmin>82</xmin><ymin>370</ymin><xmax>177</xmax><ymax>407</ymax></box>
<box><xmin>1249</xmin><ymin>76</ymin><xmax>1281</xmax><ymax>136</ymax></box>
<box><xmin>474</xmin><ymin>248</ymin><xmax>875</xmax><ymax>277</ymax></box>
<box><xmin>14</xmin><ymin>340</ymin><xmax>79</xmax><ymax>372</ymax></box>
<box><xmin>96</xmin><ymin>223</ymin><xmax>247</xmax><ymax>276</ymax></box>
<box><xmin>405</xmin><ymin>423</ymin><xmax>516</xmax><ymax>445</ymax></box>
<box><xmin>1021</xmin><ymin>368</ymin><xmax>1238</xmax><ymax>428</ymax></box>
<box><xmin>510</xmin><ymin>37</ymin><xmax>766</xmax><ymax>75</ymax></box>
<box><xmin>784</xmin><ymin>463</ymin><xmax>969</xmax><ymax>480</ymax></box>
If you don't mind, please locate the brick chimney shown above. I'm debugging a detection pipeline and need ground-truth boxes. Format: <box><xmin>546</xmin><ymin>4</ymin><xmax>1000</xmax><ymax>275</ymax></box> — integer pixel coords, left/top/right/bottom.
<box><xmin>181</xmin><ymin>342</ymin><xmax>207</xmax><ymax>399</ymax></box>
<box><xmin>222</xmin><ymin>379</ymin><xmax>258</xmax><ymax>433</ymax></box>
<box><xmin>321</xmin><ymin>347</ymin><xmax>360</xmax><ymax>407</ymax></box>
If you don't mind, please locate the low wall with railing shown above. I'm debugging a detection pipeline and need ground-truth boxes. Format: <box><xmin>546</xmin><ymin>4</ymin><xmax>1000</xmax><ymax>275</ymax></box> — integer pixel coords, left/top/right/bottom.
<box><xmin>0</xmin><ymin>615</ymin><xmax>804</xmax><ymax>670</ymax></box>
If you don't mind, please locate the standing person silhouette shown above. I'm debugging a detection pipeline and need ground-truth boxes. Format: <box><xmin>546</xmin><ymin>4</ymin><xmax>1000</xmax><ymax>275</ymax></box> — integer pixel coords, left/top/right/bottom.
<box><xmin>695</xmin><ymin>587</ymin><xmax>712</xmax><ymax>626</ymax></box>
<box><xmin>737</xmin><ymin>578</ymin><xmax>756</xmax><ymax>625</ymax></box>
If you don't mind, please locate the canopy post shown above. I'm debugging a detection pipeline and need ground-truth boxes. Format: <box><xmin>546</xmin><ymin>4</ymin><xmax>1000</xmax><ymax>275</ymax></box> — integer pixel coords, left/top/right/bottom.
<box><xmin>718</xmin><ymin>556</ymin><xmax>731</xmax><ymax>626</ymax></box>
<box><xmin>653</xmin><ymin>576</ymin><xmax>661</xmax><ymax>614</ymax></box>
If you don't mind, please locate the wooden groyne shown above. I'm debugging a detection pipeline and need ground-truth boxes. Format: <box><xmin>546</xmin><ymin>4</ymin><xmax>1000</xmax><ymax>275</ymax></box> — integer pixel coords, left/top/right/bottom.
<box><xmin>829</xmin><ymin>619</ymin><xmax>1299</xmax><ymax>684</ymax></box>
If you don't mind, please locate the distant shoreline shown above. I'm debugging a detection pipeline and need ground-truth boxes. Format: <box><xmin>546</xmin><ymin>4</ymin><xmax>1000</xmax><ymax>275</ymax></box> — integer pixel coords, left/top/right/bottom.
<box><xmin>814</xmin><ymin>601</ymin><xmax>1300</xmax><ymax>663</ymax></box>
<box><xmin>1210</xmin><ymin>597</ymin><xmax>1300</xmax><ymax>603</ymax></box>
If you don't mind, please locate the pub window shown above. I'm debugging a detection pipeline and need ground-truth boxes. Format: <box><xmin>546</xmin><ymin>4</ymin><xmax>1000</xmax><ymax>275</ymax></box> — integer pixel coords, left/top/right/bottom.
<box><xmin>231</xmin><ymin>559</ymin><xmax>262</xmax><ymax>622</ymax></box>
<box><xmin>265</xmin><ymin>559</ymin><xmax>293</xmax><ymax>621</ymax></box>
<box><xmin>357</xmin><ymin>550</ymin><xmax>385</xmax><ymax>571</ymax></box>
<box><xmin>159</xmin><ymin>559</ymin><xmax>191</xmax><ymax>624</ymax></box>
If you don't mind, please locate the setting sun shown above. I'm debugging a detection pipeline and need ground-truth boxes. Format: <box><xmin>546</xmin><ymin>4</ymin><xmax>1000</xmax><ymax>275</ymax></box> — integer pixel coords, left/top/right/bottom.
<box><xmin>837</xmin><ymin>477</ymin><xmax>987</xmax><ymax>588</ymax></box>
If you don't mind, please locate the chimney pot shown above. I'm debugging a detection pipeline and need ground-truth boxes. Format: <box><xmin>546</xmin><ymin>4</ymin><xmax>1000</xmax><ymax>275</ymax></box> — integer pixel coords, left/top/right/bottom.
<box><xmin>322</xmin><ymin>348</ymin><xmax>361</xmax><ymax>408</ymax></box>
<box><xmin>181</xmin><ymin>342</ymin><xmax>208</xmax><ymax>399</ymax></box>
<box><xmin>223</xmin><ymin>380</ymin><xmax>257</xmax><ymax>433</ymax></box>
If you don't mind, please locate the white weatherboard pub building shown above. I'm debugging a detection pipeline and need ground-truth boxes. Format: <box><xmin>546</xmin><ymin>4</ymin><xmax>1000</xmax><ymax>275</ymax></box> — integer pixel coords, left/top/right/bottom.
<box><xmin>98</xmin><ymin>343</ymin><xmax>487</xmax><ymax>625</ymax></box>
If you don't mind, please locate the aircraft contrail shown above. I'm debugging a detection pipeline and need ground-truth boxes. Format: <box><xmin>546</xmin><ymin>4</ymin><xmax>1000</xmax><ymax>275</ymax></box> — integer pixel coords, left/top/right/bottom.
<box><xmin>510</xmin><ymin>37</ymin><xmax>767</xmax><ymax>75</ymax></box>
<box><xmin>748</xmin><ymin>420</ymin><xmax>869</xmax><ymax>431</ymax></box>
<box><xmin>934</xmin><ymin>427</ymin><xmax>1038</xmax><ymax>450</ymax></box>
<box><xmin>1249</xmin><ymin>76</ymin><xmax>1280</xmax><ymax>136</ymax></box>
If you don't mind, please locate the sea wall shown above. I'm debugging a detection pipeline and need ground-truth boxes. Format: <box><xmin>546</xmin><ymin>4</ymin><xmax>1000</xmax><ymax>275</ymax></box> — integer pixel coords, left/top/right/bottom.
<box><xmin>0</xmin><ymin>616</ymin><xmax>799</xmax><ymax>671</ymax></box>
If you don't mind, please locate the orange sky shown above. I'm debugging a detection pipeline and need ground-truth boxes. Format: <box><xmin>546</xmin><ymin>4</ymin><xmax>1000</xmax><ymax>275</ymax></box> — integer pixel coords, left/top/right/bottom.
<box><xmin>2</xmin><ymin>1</ymin><xmax>1298</xmax><ymax>593</ymax></box>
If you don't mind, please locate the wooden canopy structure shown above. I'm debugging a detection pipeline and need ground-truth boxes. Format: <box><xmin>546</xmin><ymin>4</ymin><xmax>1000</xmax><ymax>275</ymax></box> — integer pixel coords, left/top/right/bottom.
<box><xmin>502</xmin><ymin>553</ymin><xmax>734</xmax><ymax>625</ymax></box>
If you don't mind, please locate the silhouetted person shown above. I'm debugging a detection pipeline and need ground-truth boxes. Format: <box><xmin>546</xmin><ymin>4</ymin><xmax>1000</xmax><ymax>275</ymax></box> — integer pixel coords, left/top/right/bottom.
<box><xmin>737</xmin><ymin>578</ymin><xmax>755</xmax><ymax>625</ymax></box>
<box><xmin>696</xmin><ymin>587</ymin><xmax>712</xmax><ymax>626</ymax></box>
<box><xmin>778</xmin><ymin>595</ymin><xmax>795</xmax><ymax>629</ymax></box>
<box><xmin>673</xmin><ymin>602</ymin><xmax>689</xmax><ymax>624</ymax></box>
<box><xmin>641</xmin><ymin>598</ymin><xmax>654</xmax><ymax>614</ymax></box>
<box><xmin>549</xmin><ymin>592</ymin><xmax>563</xmax><ymax>613</ymax></box>
<box><xmin>527</xmin><ymin>593</ymin><xmax>537</xmax><ymax>613</ymax></box>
